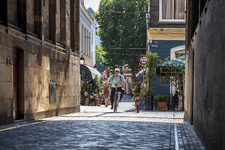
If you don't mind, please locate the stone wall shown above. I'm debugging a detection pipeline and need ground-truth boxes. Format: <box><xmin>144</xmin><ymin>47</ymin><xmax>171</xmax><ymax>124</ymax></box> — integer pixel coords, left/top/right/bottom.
<box><xmin>0</xmin><ymin>0</ymin><xmax>80</xmax><ymax>125</ymax></box>
<box><xmin>185</xmin><ymin>0</ymin><xmax>225</xmax><ymax>149</ymax></box>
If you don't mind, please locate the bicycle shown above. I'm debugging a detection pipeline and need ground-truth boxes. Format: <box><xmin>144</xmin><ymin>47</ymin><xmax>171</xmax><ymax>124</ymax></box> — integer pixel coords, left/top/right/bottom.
<box><xmin>113</xmin><ymin>84</ymin><xmax>121</xmax><ymax>112</ymax></box>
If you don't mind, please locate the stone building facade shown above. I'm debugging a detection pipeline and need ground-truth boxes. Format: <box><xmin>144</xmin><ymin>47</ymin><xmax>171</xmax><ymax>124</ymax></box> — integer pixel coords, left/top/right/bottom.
<box><xmin>185</xmin><ymin>0</ymin><xmax>225</xmax><ymax>149</ymax></box>
<box><xmin>146</xmin><ymin>0</ymin><xmax>186</xmax><ymax>96</ymax></box>
<box><xmin>0</xmin><ymin>0</ymin><xmax>80</xmax><ymax>125</ymax></box>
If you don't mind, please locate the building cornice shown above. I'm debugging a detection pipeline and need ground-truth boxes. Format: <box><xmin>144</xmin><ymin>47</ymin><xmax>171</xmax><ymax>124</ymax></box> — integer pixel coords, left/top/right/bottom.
<box><xmin>147</xmin><ymin>28</ymin><xmax>185</xmax><ymax>41</ymax></box>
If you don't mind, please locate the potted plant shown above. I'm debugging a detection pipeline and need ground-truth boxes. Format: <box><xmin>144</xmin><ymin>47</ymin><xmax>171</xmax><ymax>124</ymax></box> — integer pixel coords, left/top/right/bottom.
<box><xmin>155</xmin><ymin>94</ymin><xmax>169</xmax><ymax>111</ymax></box>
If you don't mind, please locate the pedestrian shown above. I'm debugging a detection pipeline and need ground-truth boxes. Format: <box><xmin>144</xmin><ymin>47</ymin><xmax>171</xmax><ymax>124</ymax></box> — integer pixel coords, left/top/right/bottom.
<box><xmin>104</xmin><ymin>82</ymin><xmax>109</xmax><ymax>107</ymax></box>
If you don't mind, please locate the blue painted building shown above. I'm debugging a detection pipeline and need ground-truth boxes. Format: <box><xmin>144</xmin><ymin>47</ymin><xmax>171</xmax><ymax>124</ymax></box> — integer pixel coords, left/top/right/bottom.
<box><xmin>150</xmin><ymin>40</ymin><xmax>185</xmax><ymax>96</ymax></box>
<box><xmin>147</xmin><ymin>0</ymin><xmax>186</xmax><ymax>96</ymax></box>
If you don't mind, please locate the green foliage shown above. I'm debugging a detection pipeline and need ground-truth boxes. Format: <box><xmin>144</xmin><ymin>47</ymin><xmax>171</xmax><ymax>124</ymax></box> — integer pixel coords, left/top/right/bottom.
<box><xmin>96</xmin><ymin>45</ymin><xmax>108</xmax><ymax>73</ymax></box>
<box><xmin>132</xmin><ymin>82</ymin><xmax>141</xmax><ymax>100</ymax></box>
<box><xmin>159</xmin><ymin>56</ymin><xmax>185</xmax><ymax>86</ymax></box>
<box><xmin>155</xmin><ymin>94</ymin><xmax>169</xmax><ymax>102</ymax></box>
<box><xmin>95</xmin><ymin>0</ymin><xmax>148</xmax><ymax>77</ymax></box>
<box><xmin>82</xmin><ymin>75</ymin><xmax>105</xmax><ymax>94</ymax></box>
<box><xmin>139</xmin><ymin>86</ymin><xmax>148</xmax><ymax>99</ymax></box>
<box><xmin>144</xmin><ymin>51</ymin><xmax>159</xmax><ymax>92</ymax></box>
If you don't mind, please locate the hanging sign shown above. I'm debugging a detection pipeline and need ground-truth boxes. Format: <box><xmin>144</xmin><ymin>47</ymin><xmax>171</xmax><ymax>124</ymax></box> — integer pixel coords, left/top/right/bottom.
<box><xmin>139</xmin><ymin>55</ymin><xmax>148</xmax><ymax>66</ymax></box>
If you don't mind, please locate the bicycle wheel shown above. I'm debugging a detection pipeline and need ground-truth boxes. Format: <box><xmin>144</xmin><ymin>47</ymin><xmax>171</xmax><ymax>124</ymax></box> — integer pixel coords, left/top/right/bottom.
<box><xmin>114</xmin><ymin>95</ymin><xmax>118</xmax><ymax>112</ymax></box>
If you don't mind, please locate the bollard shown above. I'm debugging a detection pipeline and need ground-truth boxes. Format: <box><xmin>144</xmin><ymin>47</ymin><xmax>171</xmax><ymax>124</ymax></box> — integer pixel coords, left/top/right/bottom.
<box><xmin>136</xmin><ymin>93</ymin><xmax>139</xmax><ymax>113</ymax></box>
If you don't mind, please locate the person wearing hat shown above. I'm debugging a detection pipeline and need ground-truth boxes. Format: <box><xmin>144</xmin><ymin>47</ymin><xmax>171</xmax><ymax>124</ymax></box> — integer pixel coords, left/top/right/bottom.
<box><xmin>108</xmin><ymin>68</ymin><xmax>125</xmax><ymax>109</ymax></box>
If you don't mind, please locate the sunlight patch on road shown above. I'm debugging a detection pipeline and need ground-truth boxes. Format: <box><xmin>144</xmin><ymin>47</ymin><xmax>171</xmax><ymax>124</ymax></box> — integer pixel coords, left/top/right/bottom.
<box><xmin>40</xmin><ymin>102</ymin><xmax>184</xmax><ymax>124</ymax></box>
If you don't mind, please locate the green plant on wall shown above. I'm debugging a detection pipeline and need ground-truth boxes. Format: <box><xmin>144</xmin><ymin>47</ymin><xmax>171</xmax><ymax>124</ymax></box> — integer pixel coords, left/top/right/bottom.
<box><xmin>144</xmin><ymin>51</ymin><xmax>159</xmax><ymax>93</ymax></box>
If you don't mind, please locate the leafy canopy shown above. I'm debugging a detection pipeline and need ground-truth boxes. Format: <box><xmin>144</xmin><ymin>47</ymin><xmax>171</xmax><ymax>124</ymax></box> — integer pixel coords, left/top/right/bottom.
<box><xmin>96</xmin><ymin>45</ymin><xmax>108</xmax><ymax>73</ymax></box>
<box><xmin>95</xmin><ymin>0</ymin><xmax>148</xmax><ymax>71</ymax></box>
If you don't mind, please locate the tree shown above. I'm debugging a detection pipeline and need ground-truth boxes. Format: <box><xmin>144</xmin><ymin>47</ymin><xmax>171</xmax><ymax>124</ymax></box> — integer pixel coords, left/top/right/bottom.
<box><xmin>95</xmin><ymin>45</ymin><xmax>108</xmax><ymax>73</ymax></box>
<box><xmin>95</xmin><ymin>0</ymin><xmax>148</xmax><ymax>82</ymax></box>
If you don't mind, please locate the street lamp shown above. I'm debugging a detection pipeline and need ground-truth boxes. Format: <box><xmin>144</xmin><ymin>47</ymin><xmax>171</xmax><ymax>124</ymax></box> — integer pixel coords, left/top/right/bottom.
<box><xmin>94</xmin><ymin>64</ymin><xmax>98</xmax><ymax>70</ymax></box>
<box><xmin>80</xmin><ymin>55</ymin><xmax>85</xmax><ymax>65</ymax></box>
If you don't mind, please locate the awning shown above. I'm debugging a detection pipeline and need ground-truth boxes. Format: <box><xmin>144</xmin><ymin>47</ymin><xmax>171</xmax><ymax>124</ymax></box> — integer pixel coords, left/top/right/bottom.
<box><xmin>80</xmin><ymin>65</ymin><xmax>101</xmax><ymax>80</ymax></box>
<box><xmin>136</xmin><ymin>69</ymin><xmax>146</xmax><ymax>81</ymax></box>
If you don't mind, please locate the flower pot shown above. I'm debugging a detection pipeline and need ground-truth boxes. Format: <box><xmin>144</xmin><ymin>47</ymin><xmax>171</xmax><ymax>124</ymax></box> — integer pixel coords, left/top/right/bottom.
<box><xmin>145</xmin><ymin>96</ymin><xmax>153</xmax><ymax>110</ymax></box>
<box><xmin>157</xmin><ymin>102</ymin><xmax>167</xmax><ymax>111</ymax></box>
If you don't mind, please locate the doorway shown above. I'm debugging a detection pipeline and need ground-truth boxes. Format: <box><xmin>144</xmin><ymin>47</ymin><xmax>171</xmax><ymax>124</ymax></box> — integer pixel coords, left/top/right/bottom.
<box><xmin>13</xmin><ymin>46</ymin><xmax>24</xmax><ymax>120</ymax></box>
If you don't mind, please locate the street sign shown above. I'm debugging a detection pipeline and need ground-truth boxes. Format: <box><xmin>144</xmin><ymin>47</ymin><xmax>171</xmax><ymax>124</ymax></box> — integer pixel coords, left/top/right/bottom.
<box><xmin>139</xmin><ymin>55</ymin><xmax>148</xmax><ymax>66</ymax></box>
<box><xmin>151</xmin><ymin>45</ymin><xmax>159</xmax><ymax>48</ymax></box>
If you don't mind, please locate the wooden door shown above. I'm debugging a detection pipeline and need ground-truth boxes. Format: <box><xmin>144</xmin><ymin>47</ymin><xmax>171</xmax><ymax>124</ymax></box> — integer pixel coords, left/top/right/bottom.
<box><xmin>13</xmin><ymin>47</ymin><xmax>19</xmax><ymax>120</ymax></box>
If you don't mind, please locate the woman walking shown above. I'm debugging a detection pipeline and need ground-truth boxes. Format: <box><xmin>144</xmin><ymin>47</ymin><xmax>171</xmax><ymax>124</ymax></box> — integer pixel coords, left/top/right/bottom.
<box><xmin>104</xmin><ymin>82</ymin><xmax>109</xmax><ymax>107</ymax></box>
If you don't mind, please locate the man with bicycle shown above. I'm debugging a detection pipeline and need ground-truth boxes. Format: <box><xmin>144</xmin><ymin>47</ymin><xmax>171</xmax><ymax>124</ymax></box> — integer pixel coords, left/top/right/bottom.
<box><xmin>108</xmin><ymin>68</ymin><xmax>125</xmax><ymax>109</ymax></box>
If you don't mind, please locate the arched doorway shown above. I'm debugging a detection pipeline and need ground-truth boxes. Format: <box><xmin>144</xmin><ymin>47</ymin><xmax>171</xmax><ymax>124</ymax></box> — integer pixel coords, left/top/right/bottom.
<box><xmin>13</xmin><ymin>46</ymin><xmax>24</xmax><ymax>120</ymax></box>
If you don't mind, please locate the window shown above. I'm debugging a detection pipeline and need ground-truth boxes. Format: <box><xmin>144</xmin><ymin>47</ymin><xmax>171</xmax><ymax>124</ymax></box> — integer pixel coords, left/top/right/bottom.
<box><xmin>159</xmin><ymin>0</ymin><xmax>186</xmax><ymax>22</ymax></box>
<box><xmin>0</xmin><ymin>0</ymin><xmax>7</xmax><ymax>25</ymax></box>
<box><xmin>81</xmin><ymin>25</ymin><xmax>83</xmax><ymax>52</ymax></box>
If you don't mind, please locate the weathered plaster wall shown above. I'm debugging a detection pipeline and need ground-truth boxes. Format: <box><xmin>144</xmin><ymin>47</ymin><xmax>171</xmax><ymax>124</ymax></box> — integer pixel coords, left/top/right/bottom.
<box><xmin>184</xmin><ymin>48</ymin><xmax>194</xmax><ymax>125</ymax></box>
<box><xmin>185</xmin><ymin>1</ymin><xmax>225</xmax><ymax>149</ymax></box>
<box><xmin>0</xmin><ymin>32</ymin><xmax>13</xmax><ymax>124</ymax></box>
<box><xmin>0</xmin><ymin>0</ymin><xmax>80</xmax><ymax>125</ymax></box>
<box><xmin>0</xmin><ymin>31</ymin><xmax>80</xmax><ymax>124</ymax></box>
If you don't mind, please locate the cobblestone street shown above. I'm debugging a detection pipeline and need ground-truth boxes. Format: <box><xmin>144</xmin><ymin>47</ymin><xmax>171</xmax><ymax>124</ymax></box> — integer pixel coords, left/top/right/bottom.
<box><xmin>0</xmin><ymin>96</ymin><xmax>205</xmax><ymax>150</ymax></box>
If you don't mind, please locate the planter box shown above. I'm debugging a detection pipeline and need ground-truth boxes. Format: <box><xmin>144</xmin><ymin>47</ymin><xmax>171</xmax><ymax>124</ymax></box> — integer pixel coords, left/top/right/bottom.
<box><xmin>145</xmin><ymin>96</ymin><xmax>153</xmax><ymax>110</ymax></box>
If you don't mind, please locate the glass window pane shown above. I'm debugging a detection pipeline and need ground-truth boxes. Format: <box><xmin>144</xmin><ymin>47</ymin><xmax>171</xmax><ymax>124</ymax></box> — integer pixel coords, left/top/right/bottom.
<box><xmin>162</xmin><ymin>0</ymin><xmax>173</xmax><ymax>19</ymax></box>
<box><xmin>174</xmin><ymin>0</ymin><xmax>185</xmax><ymax>19</ymax></box>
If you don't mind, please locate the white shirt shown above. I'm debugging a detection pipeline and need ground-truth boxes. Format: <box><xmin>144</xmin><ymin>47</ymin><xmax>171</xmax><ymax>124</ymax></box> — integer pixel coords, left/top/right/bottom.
<box><xmin>108</xmin><ymin>74</ymin><xmax>125</xmax><ymax>88</ymax></box>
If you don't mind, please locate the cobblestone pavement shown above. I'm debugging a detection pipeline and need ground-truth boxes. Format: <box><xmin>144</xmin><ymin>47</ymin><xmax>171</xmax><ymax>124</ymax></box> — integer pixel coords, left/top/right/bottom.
<box><xmin>0</xmin><ymin>95</ymin><xmax>205</xmax><ymax>150</ymax></box>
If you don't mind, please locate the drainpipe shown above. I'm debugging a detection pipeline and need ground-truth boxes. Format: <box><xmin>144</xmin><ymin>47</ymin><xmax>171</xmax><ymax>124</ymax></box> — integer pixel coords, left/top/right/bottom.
<box><xmin>146</xmin><ymin>0</ymin><xmax>150</xmax><ymax>52</ymax></box>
